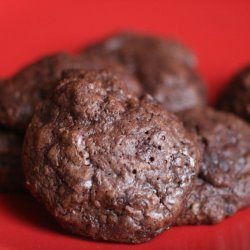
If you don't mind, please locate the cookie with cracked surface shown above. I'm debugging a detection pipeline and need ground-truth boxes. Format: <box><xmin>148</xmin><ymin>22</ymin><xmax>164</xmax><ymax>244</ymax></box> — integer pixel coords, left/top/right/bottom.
<box><xmin>0</xmin><ymin>52</ymin><xmax>142</xmax><ymax>131</ymax></box>
<box><xmin>217</xmin><ymin>65</ymin><xmax>250</xmax><ymax>123</ymax></box>
<box><xmin>0</xmin><ymin>127</ymin><xmax>23</xmax><ymax>192</ymax></box>
<box><xmin>176</xmin><ymin>108</ymin><xmax>250</xmax><ymax>225</ymax></box>
<box><xmin>23</xmin><ymin>69</ymin><xmax>200</xmax><ymax>243</ymax></box>
<box><xmin>83</xmin><ymin>32</ymin><xmax>206</xmax><ymax>112</ymax></box>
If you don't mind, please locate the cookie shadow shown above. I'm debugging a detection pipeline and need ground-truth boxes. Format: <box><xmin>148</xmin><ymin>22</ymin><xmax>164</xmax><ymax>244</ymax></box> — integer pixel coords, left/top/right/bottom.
<box><xmin>1</xmin><ymin>193</ymin><xmax>103</xmax><ymax>243</ymax></box>
<box><xmin>2</xmin><ymin>193</ymin><xmax>148</xmax><ymax>245</ymax></box>
<box><xmin>2</xmin><ymin>193</ymin><xmax>65</xmax><ymax>235</ymax></box>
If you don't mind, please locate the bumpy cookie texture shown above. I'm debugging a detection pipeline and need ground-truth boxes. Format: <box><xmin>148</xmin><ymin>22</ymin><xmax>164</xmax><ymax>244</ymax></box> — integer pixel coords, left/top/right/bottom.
<box><xmin>0</xmin><ymin>127</ymin><xmax>23</xmax><ymax>192</ymax></box>
<box><xmin>23</xmin><ymin>70</ymin><xmax>200</xmax><ymax>243</ymax></box>
<box><xmin>0</xmin><ymin>52</ymin><xmax>141</xmax><ymax>131</ymax></box>
<box><xmin>83</xmin><ymin>32</ymin><xmax>206</xmax><ymax>112</ymax></box>
<box><xmin>217</xmin><ymin>65</ymin><xmax>250</xmax><ymax>123</ymax></box>
<box><xmin>176</xmin><ymin>108</ymin><xmax>250</xmax><ymax>225</ymax></box>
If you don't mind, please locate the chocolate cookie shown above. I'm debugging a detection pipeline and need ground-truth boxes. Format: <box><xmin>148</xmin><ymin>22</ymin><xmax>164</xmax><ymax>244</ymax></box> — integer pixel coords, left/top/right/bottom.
<box><xmin>0</xmin><ymin>126</ymin><xmax>23</xmax><ymax>192</ymax></box>
<box><xmin>81</xmin><ymin>54</ymin><xmax>142</xmax><ymax>96</ymax></box>
<box><xmin>83</xmin><ymin>32</ymin><xmax>197</xmax><ymax>67</ymax></box>
<box><xmin>0</xmin><ymin>53</ymin><xmax>142</xmax><ymax>131</ymax></box>
<box><xmin>176</xmin><ymin>108</ymin><xmax>250</xmax><ymax>225</ymax></box>
<box><xmin>83</xmin><ymin>32</ymin><xmax>206</xmax><ymax>112</ymax></box>
<box><xmin>23</xmin><ymin>70</ymin><xmax>200</xmax><ymax>243</ymax></box>
<box><xmin>217</xmin><ymin>65</ymin><xmax>250</xmax><ymax>123</ymax></box>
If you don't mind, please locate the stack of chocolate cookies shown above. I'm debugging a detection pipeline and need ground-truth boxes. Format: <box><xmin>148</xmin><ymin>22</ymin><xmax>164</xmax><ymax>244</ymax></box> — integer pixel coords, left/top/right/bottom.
<box><xmin>0</xmin><ymin>32</ymin><xmax>249</xmax><ymax>243</ymax></box>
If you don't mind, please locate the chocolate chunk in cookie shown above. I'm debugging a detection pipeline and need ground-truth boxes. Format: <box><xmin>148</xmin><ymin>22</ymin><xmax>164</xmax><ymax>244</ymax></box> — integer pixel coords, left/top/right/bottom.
<box><xmin>23</xmin><ymin>70</ymin><xmax>200</xmax><ymax>243</ymax></box>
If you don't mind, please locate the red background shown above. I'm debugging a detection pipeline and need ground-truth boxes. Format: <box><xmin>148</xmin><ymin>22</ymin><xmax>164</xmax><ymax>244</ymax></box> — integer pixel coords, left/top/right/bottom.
<box><xmin>0</xmin><ymin>0</ymin><xmax>250</xmax><ymax>249</ymax></box>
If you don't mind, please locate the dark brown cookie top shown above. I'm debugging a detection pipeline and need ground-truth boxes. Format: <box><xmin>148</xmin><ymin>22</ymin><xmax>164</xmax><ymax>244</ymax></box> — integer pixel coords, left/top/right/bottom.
<box><xmin>83</xmin><ymin>32</ymin><xmax>206</xmax><ymax>112</ymax></box>
<box><xmin>23</xmin><ymin>70</ymin><xmax>200</xmax><ymax>243</ymax></box>
<box><xmin>0</xmin><ymin>53</ymin><xmax>142</xmax><ymax>131</ymax></box>
<box><xmin>83</xmin><ymin>32</ymin><xmax>197</xmax><ymax>68</ymax></box>
<box><xmin>139</xmin><ymin>62</ymin><xmax>206</xmax><ymax>113</ymax></box>
<box><xmin>217</xmin><ymin>65</ymin><xmax>250</xmax><ymax>123</ymax></box>
<box><xmin>176</xmin><ymin>108</ymin><xmax>250</xmax><ymax>225</ymax></box>
<box><xmin>0</xmin><ymin>127</ymin><xmax>23</xmax><ymax>192</ymax></box>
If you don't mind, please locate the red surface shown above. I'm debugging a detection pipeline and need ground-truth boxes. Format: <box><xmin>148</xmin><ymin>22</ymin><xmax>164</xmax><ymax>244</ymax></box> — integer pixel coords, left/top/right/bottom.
<box><xmin>0</xmin><ymin>0</ymin><xmax>250</xmax><ymax>249</ymax></box>
<box><xmin>1</xmin><ymin>194</ymin><xmax>250</xmax><ymax>250</ymax></box>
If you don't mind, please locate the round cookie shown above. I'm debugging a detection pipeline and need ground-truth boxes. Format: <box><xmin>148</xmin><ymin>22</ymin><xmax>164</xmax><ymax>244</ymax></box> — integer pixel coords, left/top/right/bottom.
<box><xmin>0</xmin><ymin>127</ymin><xmax>23</xmax><ymax>192</ymax></box>
<box><xmin>176</xmin><ymin>108</ymin><xmax>250</xmax><ymax>225</ymax></box>
<box><xmin>0</xmin><ymin>53</ymin><xmax>142</xmax><ymax>131</ymax></box>
<box><xmin>217</xmin><ymin>65</ymin><xmax>250</xmax><ymax>123</ymax></box>
<box><xmin>83</xmin><ymin>32</ymin><xmax>206</xmax><ymax>112</ymax></box>
<box><xmin>23</xmin><ymin>70</ymin><xmax>200</xmax><ymax>243</ymax></box>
